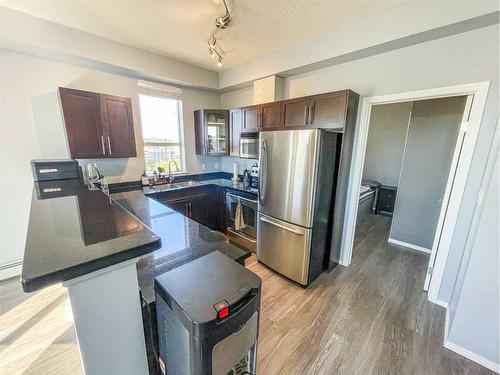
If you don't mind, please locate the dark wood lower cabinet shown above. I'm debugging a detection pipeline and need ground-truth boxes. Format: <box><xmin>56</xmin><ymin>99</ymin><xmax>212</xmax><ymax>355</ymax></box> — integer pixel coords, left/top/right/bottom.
<box><xmin>153</xmin><ymin>185</ymin><xmax>223</xmax><ymax>231</ymax></box>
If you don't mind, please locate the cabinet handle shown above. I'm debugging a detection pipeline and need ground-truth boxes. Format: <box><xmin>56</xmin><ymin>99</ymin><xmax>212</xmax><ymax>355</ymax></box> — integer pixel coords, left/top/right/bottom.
<box><xmin>304</xmin><ymin>105</ymin><xmax>309</xmax><ymax>125</ymax></box>
<box><xmin>107</xmin><ymin>136</ymin><xmax>112</xmax><ymax>155</ymax></box>
<box><xmin>189</xmin><ymin>202</ymin><xmax>192</xmax><ymax>216</ymax></box>
<box><xmin>101</xmin><ymin>136</ymin><xmax>106</xmax><ymax>155</ymax></box>
<box><xmin>309</xmin><ymin>103</ymin><xmax>315</xmax><ymax>125</ymax></box>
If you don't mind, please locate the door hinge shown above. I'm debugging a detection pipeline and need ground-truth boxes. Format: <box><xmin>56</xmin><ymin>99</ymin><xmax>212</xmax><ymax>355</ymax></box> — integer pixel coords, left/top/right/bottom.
<box><xmin>427</xmin><ymin>266</ymin><xmax>433</xmax><ymax>276</ymax></box>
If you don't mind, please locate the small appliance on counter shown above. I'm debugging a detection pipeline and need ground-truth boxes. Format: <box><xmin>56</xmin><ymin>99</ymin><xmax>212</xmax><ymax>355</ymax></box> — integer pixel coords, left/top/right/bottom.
<box><xmin>31</xmin><ymin>159</ymin><xmax>83</xmax><ymax>199</ymax></box>
<box><xmin>31</xmin><ymin>159</ymin><xmax>81</xmax><ymax>181</ymax></box>
<box><xmin>155</xmin><ymin>252</ymin><xmax>261</xmax><ymax>375</ymax></box>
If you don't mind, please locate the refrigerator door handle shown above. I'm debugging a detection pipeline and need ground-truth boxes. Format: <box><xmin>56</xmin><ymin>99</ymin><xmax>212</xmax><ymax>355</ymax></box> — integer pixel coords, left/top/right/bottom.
<box><xmin>258</xmin><ymin>139</ymin><xmax>267</xmax><ymax>204</ymax></box>
<box><xmin>259</xmin><ymin>216</ymin><xmax>304</xmax><ymax>235</ymax></box>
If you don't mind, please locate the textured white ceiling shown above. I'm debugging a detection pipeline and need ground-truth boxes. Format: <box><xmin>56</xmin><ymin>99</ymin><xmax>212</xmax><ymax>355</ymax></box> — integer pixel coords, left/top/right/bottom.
<box><xmin>0</xmin><ymin>0</ymin><xmax>409</xmax><ymax>71</ymax></box>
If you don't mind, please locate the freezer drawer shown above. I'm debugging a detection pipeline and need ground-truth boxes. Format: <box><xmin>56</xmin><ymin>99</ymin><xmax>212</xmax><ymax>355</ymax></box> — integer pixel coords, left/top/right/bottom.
<box><xmin>257</xmin><ymin>213</ymin><xmax>312</xmax><ymax>285</ymax></box>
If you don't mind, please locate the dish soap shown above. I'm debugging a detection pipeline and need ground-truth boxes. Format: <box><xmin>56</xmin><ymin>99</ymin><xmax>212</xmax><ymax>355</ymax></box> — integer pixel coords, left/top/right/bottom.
<box><xmin>141</xmin><ymin>170</ymin><xmax>149</xmax><ymax>186</ymax></box>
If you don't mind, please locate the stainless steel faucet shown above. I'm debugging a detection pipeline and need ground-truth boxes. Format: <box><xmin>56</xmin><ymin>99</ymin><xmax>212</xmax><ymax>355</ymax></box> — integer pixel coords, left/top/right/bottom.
<box><xmin>166</xmin><ymin>160</ymin><xmax>179</xmax><ymax>183</ymax></box>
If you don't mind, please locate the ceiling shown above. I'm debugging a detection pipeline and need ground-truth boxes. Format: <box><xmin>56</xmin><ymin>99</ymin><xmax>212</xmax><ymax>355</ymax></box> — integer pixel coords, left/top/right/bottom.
<box><xmin>0</xmin><ymin>0</ymin><xmax>410</xmax><ymax>71</ymax></box>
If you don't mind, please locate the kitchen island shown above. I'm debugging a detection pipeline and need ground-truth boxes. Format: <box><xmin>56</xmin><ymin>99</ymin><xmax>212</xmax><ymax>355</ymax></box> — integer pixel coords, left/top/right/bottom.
<box><xmin>21</xmin><ymin>176</ymin><xmax>251</xmax><ymax>375</ymax></box>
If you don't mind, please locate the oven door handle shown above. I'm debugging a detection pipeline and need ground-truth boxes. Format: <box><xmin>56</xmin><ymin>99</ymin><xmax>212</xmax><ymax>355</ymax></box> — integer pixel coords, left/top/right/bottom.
<box><xmin>226</xmin><ymin>192</ymin><xmax>258</xmax><ymax>204</ymax></box>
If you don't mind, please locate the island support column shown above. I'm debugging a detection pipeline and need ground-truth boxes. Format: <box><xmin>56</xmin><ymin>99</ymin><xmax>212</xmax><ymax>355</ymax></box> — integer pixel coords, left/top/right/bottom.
<box><xmin>62</xmin><ymin>258</ymin><xmax>148</xmax><ymax>375</ymax></box>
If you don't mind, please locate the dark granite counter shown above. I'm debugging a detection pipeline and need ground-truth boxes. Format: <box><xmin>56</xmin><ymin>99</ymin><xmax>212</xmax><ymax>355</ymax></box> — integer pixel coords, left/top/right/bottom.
<box><xmin>111</xmin><ymin>189</ymin><xmax>250</xmax><ymax>303</ymax></box>
<box><xmin>21</xmin><ymin>179</ymin><xmax>161</xmax><ymax>292</ymax></box>
<box><xmin>22</xmin><ymin>176</ymin><xmax>252</xmax><ymax>296</ymax></box>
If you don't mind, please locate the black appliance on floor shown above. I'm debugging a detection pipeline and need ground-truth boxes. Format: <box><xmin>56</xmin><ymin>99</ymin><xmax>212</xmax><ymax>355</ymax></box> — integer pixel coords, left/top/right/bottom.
<box><xmin>155</xmin><ymin>252</ymin><xmax>261</xmax><ymax>375</ymax></box>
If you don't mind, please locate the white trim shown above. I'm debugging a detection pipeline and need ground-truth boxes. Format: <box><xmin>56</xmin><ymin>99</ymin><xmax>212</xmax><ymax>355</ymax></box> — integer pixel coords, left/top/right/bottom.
<box><xmin>439</xmin><ymin>302</ymin><xmax>500</xmax><ymax>373</ymax></box>
<box><xmin>423</xmin><ymin>95</ymin><xmax>474</xmax><ymax>291</ymax></box>
<box><xmin>388</xmin><ymin>238</ymin><xmax>431</xmax><ymax>254</ymax></box>
<box><xmin>340</xmin><ymin>81</ymin><xmax>491</xmax><ymax>300</ymax></box>
<box><xmin>0</xmin><ymin>260</ymin><xmax>22</xmax><ymax>281</ymax></box>
<box><xmin>444</xmin><ymin>340</ymin><xmax>500</xmax><ymax>373</ymax></box>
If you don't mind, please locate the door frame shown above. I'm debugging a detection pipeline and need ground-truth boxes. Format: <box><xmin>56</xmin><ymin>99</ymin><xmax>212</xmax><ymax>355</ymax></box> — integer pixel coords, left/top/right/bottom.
<box><xmin>340</xmin><ymin>82</ymin><xmax>490</xmax><ymax>305</ymax></box>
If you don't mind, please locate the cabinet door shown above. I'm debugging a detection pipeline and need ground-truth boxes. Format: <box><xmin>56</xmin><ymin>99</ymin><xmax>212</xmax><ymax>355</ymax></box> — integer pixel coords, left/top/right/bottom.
<box><xmin>188</xmin><ymin>194</ymin><xmax>211</xmax><ymax>227</ymax></box>
<box><xmin>168</xmin><ymin>200</ymin><xmax>189</xmax><ymax>216</ymax></box>
<box><xmin>59</xmin><ymin>87</ymin><xmax>106</xmax><ymax>158</ymax></box>
<box><xmin>281</xmin><ymin>97</ymin><xmax>311</xmax><ymax>128</ymax></box>
<box><xmin>229</xmin><ymin>109</ymin><xmax>242</xmax><ymax>156</ymax></box>
<box><xmin>242</xmin><ymin>105</ymin><xmax>260</xmax><ymax>132</ymax></box>
<box><xmin>308</xmin><ymin>91</ymin><xmax>347</xmax><ymax>130</ymax></box>
<box><xmin>205</xmin><ymin>110</ymin><xmax>229</xmax><ymax>155</ymax></box>
<box><xmin>261</xmin><ymin>102</ymin><xmax>281</xmax><ymax>129</ymax></box>
<box><xmin>100</xmin><ymin>94</ymin><xmax>137</xmax><ymax>157</ymax></box>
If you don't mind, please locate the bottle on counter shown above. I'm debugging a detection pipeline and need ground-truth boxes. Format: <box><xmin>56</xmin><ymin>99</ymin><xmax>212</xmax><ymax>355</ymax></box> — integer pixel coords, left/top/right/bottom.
<box><xmin>141</xmin><ymin>170</ymin><xmax>149</xmax><ymax>186</ymax></box>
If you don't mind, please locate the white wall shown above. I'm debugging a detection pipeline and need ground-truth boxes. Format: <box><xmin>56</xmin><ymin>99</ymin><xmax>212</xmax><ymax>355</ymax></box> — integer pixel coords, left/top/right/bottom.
<box><xmin>0</xmin><ymin>48</ymin><xmax>220</xmax><ymax>267</ymax></box>
<box><xmin>219</xmin><ymin>1</ymin><xmax>498</xmax><ymax>88</ymax></box>
<box><xmin>0</xmin><ymin>6</ymin><xmax>219</xmax><ymax>90</ymax></box>
<box><xmin>362</xmin><ymin>102</ymin><xmax>412</xmax><ymax>186</ymax></box>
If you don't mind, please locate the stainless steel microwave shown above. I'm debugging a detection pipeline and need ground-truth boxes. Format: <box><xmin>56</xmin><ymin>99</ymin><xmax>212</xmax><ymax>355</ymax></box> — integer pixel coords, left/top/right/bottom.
<box><xmin>240</xmin><ymin>133</ymin><xmax>259</xmax><ymax>159</ymax></box>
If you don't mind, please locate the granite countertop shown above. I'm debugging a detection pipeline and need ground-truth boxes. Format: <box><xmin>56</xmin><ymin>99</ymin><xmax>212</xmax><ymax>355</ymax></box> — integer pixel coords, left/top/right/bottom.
<box><xmin>111</xmin><ymin>189</ymin><xmax>251</xmax><ymax>303</ymax></box>
<box><xmin>22</xmin><ymin>175</ymin><xmax>252</xmax><ymax>296</ymax></box>
<box><xmin>21</xmin><ymin>179</ymin><xmax>161</xmax><ymax>292</ymax></box>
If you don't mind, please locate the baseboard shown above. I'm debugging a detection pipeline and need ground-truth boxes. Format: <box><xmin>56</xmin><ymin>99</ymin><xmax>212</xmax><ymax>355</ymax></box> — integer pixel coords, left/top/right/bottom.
<box><xmin>0</xmin><ymin>260</ymin><xmax>22</xmax><ymax>281</ymax></box>
<box><xmin>444</xmin><ymin>339</ymin><xmax>499</xmax><ymax>373</ymax></box>
<box><xmin>442</xmin><ymin>300</ymin><xmax>499</xmax><ymax>373</ymax></box>
<box><xmin>388</xmin><ymin>238</ymin><xmax>431</xmax><ymax>254</ymax></box>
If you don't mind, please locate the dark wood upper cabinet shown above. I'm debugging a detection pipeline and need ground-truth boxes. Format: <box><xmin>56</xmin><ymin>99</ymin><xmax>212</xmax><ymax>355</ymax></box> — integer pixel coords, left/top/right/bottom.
<box><xmin>194</xmin><ymin>109</ymin><xmax>229</xmax><ymax>155</ymax></box>
<box><xmin>260</xmin><ymin>102</ymin><xmax>281</xmax><ymax>129</ymax></box>
<box><xmin>242</xmin><ymin>105</ymin><xmax>260</xmax><ymax>132</ymax></box>
<box><xmin>59</xmin><ymin>88</ymin><xmax>105</xmax><ymax>158</ymax></box>
<box><xmin>229</xmin><ymin>109</ymin><xmax>242</xmax><ymax>156</ymax></box>
<box><xmin>308</xmin><ymin>91</ymin><xmax>348</xmax><ymax>130</ymax></box>
<box><xmin>59</xmin><ymin>87</ymin><xmax>136</xmax><ymax>159</ymax></box>
<box><xmin>281</xmin><ymin>97</ymin><xmax>312</xmax><ymax>128</ymax></box>
<box><xmin>99</xmin><ymin>94</ymin><xmax>136</xmax><ymax>157</ymax></box>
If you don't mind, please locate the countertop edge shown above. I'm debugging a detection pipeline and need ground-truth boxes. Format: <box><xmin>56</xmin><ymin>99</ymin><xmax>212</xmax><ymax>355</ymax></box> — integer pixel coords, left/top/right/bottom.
<box><xmin>22</xmin><ymin>236</ymin><xmax>161</xmax><ymax>293</ymax></box>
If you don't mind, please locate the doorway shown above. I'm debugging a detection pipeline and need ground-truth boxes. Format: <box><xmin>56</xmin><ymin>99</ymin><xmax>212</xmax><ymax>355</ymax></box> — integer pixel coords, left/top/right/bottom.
<box><xmin>341</xmin><ymin>82</ymin><xmax>490</xmax><ymax>305</ymax></box>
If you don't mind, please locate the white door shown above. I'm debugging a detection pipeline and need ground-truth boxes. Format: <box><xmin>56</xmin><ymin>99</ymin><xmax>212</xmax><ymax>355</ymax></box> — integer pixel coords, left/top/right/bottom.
<box><xmin>423</xmin><ymin>95</ymin><xmax>473</xmax><ymax>291</ymax></box>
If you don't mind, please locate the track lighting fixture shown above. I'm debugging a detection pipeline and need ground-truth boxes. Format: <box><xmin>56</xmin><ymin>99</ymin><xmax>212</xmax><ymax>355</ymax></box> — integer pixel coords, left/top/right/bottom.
<box><xmin>207</xmin><ymin>0</ymin><xmax>231</xmax><ymax>67</ymax></box>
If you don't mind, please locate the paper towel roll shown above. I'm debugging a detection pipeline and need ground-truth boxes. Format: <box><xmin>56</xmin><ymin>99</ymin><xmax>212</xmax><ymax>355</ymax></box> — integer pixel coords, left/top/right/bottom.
<box><xmin>232</xmin><ymin>162</ymin><xmax>238</xmax><ymax>181</ymax></box>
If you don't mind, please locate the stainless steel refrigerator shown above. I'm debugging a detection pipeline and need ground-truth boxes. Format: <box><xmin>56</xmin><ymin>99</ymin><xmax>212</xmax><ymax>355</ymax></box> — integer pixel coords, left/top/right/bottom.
<box><xmin>257</xmin><ymin>129</ymin><xmax>341</xmax><ymax>285</ymax></box>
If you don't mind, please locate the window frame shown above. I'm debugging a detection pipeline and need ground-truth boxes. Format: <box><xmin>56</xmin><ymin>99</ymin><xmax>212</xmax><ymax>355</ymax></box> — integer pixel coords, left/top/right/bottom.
<box><xmin>138</xmin><ymin>90</ymin><xmax>186</xmax><ymax>174</ymax></box>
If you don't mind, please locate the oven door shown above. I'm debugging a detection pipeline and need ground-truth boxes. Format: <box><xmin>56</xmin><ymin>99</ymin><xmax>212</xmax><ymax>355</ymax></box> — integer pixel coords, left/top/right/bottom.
<box><xmin>225</xmin><ymin>192</ymin><xmax>257</xmax><ymax>239</ymax></box>
<box><xmin>240</xmin><ymin>137</ymin><xmax>259</xmax><ymax>159</ymax></box>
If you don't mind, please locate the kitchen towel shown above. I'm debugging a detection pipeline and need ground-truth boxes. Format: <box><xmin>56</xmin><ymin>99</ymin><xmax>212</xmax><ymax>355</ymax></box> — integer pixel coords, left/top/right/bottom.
<box><xmin>234</xmin><ymin>198</ymin><xmax>246</xmax><ymax>230</ymax></box>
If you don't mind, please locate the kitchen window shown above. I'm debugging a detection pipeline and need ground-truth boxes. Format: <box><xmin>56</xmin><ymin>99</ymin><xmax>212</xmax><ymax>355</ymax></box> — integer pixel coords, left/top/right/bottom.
<box><xmin>138</xmin><ymin>84</ymin><xmax>185</xmax><ymax>173</ymax></box>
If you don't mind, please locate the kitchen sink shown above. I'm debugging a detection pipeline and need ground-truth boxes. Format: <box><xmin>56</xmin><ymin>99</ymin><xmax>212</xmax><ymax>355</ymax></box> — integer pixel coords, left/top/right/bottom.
<box><xmin>173</xmin><ymin>180</ymin><xmax>201</xmax><ymax>188</ymax></box>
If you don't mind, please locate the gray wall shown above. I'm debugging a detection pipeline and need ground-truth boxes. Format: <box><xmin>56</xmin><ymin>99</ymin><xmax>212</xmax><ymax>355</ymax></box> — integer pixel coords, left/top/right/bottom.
<box><xmin>280</xmin><ymin>24</ymin><xmax>499</xmax><ymax>309</ymax></box>
<box><xmin>362</xmin><ymin>102</ymin><xmax>411</xmax><ymax>186</ymax></box>
<box><xmin>448</xmin><ymin>129</ymin><xmax>499</xmax><ymax>367</ymax></box>
<box><xmin>390</xmin><ymin>96</ymin><xmax>466</xmax><ymax>249</ymax></box>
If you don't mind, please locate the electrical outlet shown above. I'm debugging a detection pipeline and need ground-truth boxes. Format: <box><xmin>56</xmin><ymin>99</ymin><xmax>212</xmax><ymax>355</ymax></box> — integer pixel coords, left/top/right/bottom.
<box><xmin>201</xmin><ymin>163</ymin><xmax>206</xmax><ymax>171</ymax></box>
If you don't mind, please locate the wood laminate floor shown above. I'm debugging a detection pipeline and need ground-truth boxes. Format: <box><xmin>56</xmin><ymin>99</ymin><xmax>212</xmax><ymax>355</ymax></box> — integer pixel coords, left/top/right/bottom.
<box><xmin>0</xmin><ymin>214</ymin><xmax>494</xmax><ymax>374</ymax></box>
